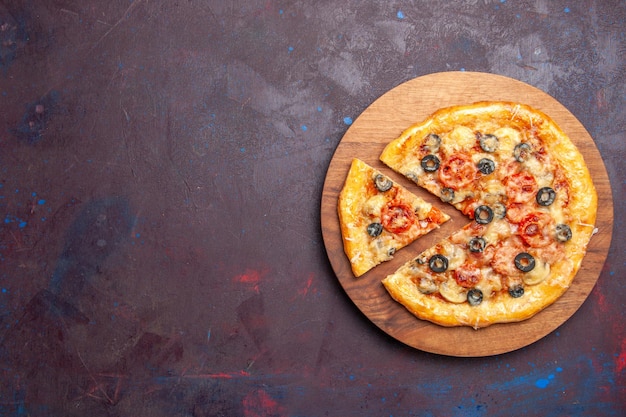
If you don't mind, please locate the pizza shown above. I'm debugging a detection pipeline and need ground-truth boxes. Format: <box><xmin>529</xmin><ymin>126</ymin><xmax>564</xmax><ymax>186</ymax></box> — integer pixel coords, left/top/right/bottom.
<box><xmin>338</xmin><ymin>158</ymin><xmax>450</xmax><ymax>277</ymax></box>
<box><xmin>377</xmin><ymin>101</ymin><xmax>597</xmax><ymax>328</ymax></box>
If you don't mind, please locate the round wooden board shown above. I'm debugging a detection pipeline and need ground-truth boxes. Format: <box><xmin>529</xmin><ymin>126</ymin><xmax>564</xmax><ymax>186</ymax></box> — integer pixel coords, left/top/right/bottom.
<box><xmin>320</xmin><ymin>72</ymin><xmax>613</xmax><ymax>357</ymax></box>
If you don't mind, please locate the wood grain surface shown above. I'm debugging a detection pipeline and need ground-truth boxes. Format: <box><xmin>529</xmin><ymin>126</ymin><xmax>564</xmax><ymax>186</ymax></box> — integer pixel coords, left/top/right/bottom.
<box><xmin>320</xmin><ymin>72</ymin><xmax>614</xmax><ymax>357</ymax></box>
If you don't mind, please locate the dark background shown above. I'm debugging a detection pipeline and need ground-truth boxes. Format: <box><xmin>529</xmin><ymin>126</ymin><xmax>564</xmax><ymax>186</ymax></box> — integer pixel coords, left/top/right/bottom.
<box><xmin>0</xmin><ymin>1</ymin><xmax>624</xmax><ymax>416</ymax></box>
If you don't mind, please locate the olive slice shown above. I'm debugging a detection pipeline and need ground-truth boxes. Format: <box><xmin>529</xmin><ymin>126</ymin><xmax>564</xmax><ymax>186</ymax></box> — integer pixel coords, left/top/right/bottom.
<box><xmin>467</xmin><ymin>288</ymin><xmax>483</xmax><ymax>306</ymax></box>
<box><xmin>477</xmin><ymin>158</ymin><xmax>495</xmax><ymax>175</ymax></box>
<box><xmin>440</xmin><ymin>187</ymin><xmax>455</xmax><ymax>203</ymax></box>
<box><xmin>421</xmin><ymin>154</ymin><xmax>440</xmax><ymax>172</ymax></box>
<box><xmin>387</xmin><ymin>247</ymin><xmax>396</xmax><ymax>256</ymax></box>
<box><xmin>536</xmin><ymin>187</ymin><xmax>556</xmax><ymax>206</ymax></box>
<box><xmin>415</xmin><ymin>255</ymin><xmax>428</xmax><ymax>265</ymax></box>
<box><xmin>514</xmin><ymin>142</ymin><xmax>532</xmax><ymax>162</ymax></box>
<box><xmin>468</xmin><ymin>237</ymin><xmax>487</xmax><ymax>253</ymax></box>
<box><xmin>429</xmin><ymin>254</ymin><xmax>449</xmax><ymax>273</ymax></box>
<box><xmin>508</xmin><ymin>285</ymin><xmax>525</xmax><ymax>298</ymax></box>
<box><xmin>374</xmin><ymin>174</ymin><xmax>393</xmax><ymax>192</ymax></box>
<box><xmin>493</xmin><ymin>202</ymin><xmax>507</xmax><ymax>219</ymax></box>
<box><xmin>474</xmin><ymin>205</ymin><xmax>494</xmax><ymax>225</ymax></box>
<box><xmin>514</xmin><ymin>252</ymin><xmax>536</xmax><ymax>272</ymax></box>
<box><xmin>479</xmin><ymin>134</ymin><xmax>499</xmax><ymax>153</ymax></box>
<box><xmin>424</xmin><ymin>133</ymin><xmax>441</xmax><ymax>153</ymax></box>
<box><xmin>367</xmin><ymin>222</ymin><xmax>383</xmax><ymax>237</ymax></box>
<box><xmin>555</xmin><ymin>224</ymin><xmax>573</xmax><ymax>242</ymax></box>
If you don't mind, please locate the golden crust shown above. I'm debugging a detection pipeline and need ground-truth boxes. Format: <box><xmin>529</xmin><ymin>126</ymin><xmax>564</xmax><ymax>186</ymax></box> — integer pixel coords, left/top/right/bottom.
<box><xmin>380</xmin><ymin>102</ymin><xmax>597</xmax><ymax>328</ymax></box>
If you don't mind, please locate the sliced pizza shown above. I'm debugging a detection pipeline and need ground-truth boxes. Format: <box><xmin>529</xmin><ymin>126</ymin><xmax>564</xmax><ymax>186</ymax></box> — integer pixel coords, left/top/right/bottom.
<box><xmin>338</xmin><ymin>158</ymin><xmax>450</xmax><ymax>277</ymax></box>
<box><xmin>379</xmin><ymin>102</ymin><xmax>597</xmax><ymax>328</ymax></box>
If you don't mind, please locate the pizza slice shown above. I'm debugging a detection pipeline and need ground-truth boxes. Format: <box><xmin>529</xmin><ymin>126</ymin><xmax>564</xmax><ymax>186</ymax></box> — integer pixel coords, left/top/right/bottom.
<box><xmin>382</xmin><ymin>215</ymin><xmax>572</xmax><ymax>328</ymax></box>
<box><xmin>338</xmin><ymin>158</ymin><xmax>450</xmax><ymax>277</ymax></box>
<box><xmin>379</xmin><ymin>102</ymin><xmax>564</xmax><ymax>221</ymax></box>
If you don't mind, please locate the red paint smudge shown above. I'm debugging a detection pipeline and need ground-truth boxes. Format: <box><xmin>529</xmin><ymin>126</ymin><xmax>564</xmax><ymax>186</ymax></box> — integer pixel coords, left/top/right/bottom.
<box><xmin>233</xmin><ymin>268</ymin><xmax>268</xmax><ymax>293</ymax></box>
<box><xmin>295</xmin><ymin>272</ymin><xmax>317</xmax><ymax>299</ymax></box>
<box><xmin>590</xmin><ymin>285</ymin><xmax>611</xmax><ymax>319</ymax></box>
<box><xmin>242</xmin><ymin>389</ymin><xmax>285</xmax><ymax>417</ymax></box>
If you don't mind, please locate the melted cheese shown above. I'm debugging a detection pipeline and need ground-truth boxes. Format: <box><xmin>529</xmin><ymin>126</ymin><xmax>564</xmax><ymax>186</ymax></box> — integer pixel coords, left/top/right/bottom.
<box><xmin>493</xmin><ymin>127</ymin><xmax>521</xmax><ymax>155</ymax></box>
<box><xmin>362</xmin><ymin>194</ymin><xmax>387</xmax><ymax>218</ymax></box>
<box><xmin>482</xmin><ymin>219</ymin><xmax>513</xmax><ymax>246</ymax></box>
<box><xmin>443</xmin><ymin>126</ymin><xmax>476</xmax><ymax>152</ymax></box>
<box><xmin>440</xmin><ymin>241</ymin><xmax>467</xmax><ymax>270</ymax></box>
<box><xmin>415</xmin><ymin>201</ymin><xmax>433</xmax><ymax>219</ymax></box>
<box><xmin>523</xmin><ymin>260</ymin><xmax>550</xmax><ymax>285</ymax></box>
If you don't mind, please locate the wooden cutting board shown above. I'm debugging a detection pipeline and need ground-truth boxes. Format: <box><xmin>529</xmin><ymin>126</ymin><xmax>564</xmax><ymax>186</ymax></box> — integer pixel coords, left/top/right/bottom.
<box><xmin>320</xmin><ymin>72</ymin><xmax>613</xmax><ymax>357</ymax></box>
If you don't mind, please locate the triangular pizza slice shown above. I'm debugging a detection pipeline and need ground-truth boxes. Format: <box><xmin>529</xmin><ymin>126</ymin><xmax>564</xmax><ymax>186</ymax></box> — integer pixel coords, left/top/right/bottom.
<box><xmin>338</xmin><ymin>158</ymin><xmax>450</xmax><ymax>277</ymax></box>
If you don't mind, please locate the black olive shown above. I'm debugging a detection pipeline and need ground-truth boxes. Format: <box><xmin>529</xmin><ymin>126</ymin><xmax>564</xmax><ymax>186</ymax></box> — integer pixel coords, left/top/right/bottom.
<box><xmin>387</xmin><ymin>247</ymin><xmax>396</xmax><ymax>256</ymax></box>
<box><xmin>367</xmin><ymin>222</ymin><xmax>383</xmax><ymax>237</ymax></box>
<box><xmin>440</xmin><ymin>187</ymin><xmax>455</xmax><ymax>203</ymax></box>
<box><xmin>424</xmin><ymin>133</ymin><xmax>441</xmax><ymax>153</ymax></box>
<box><xmin>514</xmin><ymin>143</ymin><xmax>532</xmax><ymax>162</ymax></box>
<box><xmin>508</xmin><ymin>285</ymin><xmax>525</xmax><ymax>298</ymax></box>
<box><xmin>536</xmin><ymin>187</ymin><xmax>556</xmax><ymax>206</ymax></box>
<box><xmin>474</xmin><ymin>205</ymin><xmax>494</xmax><ymax>225</ymax></box>
<box><xmin>555</xmin><ymin>224</ymin><xmax>573</xmax><ymax>242</ymax></box>
<box><xmin>479</xmin><ymin>134</ymin><xmax>499</xmax><ymax>153</ymax></box>
<box><xmin>421</xmin><ymin>154</ymin><xmax>440</xmax><ymax>172</ymax></box>
<box><xmin>415</xmin><ymin>255</ymin><xmax>427</xmax><ymax>265</ymax></box>
<box><xmin>467</xmin><ymin>289</ymin><xmax>483</xmax><ymax>306</ymax></box>
<box><xmin>493</xmin><ymin>202</ymin><xmax>507</xmax><ymax>219</ymax></box>
<box><xmin>514</xmin><ymin>252</ymin><xmax>536</xmax><ymax>272</ymax></box>
<box><xmin>477</xmin><ymin>158</ymin><xmax>495</xmax><ymax>175</ymax></box>
<box><xmin>374</xmin><ymin>174</ymin><xmax>393</xmax><ymax>192</ymax></box>
<box><xmin>429</xmin><ymin>254</ymin><xmax>449</xmax><ymax>273</ymax></box>
<box><xmin>468</xmin><ymin>237</ymin><xmax>487</xmax><ymax>253</ymax></box>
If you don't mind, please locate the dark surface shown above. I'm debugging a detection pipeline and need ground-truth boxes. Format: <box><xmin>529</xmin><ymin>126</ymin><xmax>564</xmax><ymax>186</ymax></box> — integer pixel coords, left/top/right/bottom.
<box><xmin>0</xmin><ymin>1</ymin><xmax>624</xmax><ymax>416</ymax></box>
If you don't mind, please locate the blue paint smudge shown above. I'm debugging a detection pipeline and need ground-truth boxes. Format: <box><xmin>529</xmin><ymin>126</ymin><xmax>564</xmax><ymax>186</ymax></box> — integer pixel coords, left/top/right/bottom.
<box><xmin>301</xmin><ymin>125</ymin><xmax>308</xmax><ymax>131</ymax></box>
<box><xmin>397</xmin><ymin>10</ymin><xmax>405</xmax><ymax>19</ymax></box>
<box><xmin>0</xmin><ymin>9</ymin><xmax>28</xmax><ymax>72</ymax></box>
<box><xmin>4</xmin><ymin>214</ymin><xmax>27</xmax><ymax>228</ymax></box>
<box><xmin>317</xmin><ymin>106</ymin><xmax>322</xmax><ymax>112</ymax></box>
<box><xmin>564</xmin><ymin>7</ymin><xmax>570</xmax><ymax>13</ymax></box>
<box><xmin>49</xmin><ymin>197</ymin><xmax>133</xmax><ymax>296</ymax></box>
<box><xmin>535</xmin><ymin>378</ymin><xmax>550</xmax><ymax>388</ymax></box>
<box><xmin>288</xmin><ymin>46</ymin><xmax>294</xmax><ymax>52</ymax></box>
<box><xmin>343</xmin><ymin>116</ymin><xmax>353</xmax><ymax>125</ymax></box>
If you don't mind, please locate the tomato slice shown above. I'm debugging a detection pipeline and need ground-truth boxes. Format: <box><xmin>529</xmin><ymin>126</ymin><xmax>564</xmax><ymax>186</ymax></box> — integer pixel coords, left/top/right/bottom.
<box><xmin>381</xmin><ymin>202</ymin><xmax>416</xmax><ymax>234</ymax></box>
<box><xmin>491</xmin><ymin>236</ymin><xmax>525</xmax><ymax>276</ymax></box>
<box><xmin>438</xmin><ymin>153</ymin><xmax>476</xmax><ymax>189</ymax></box>
<box><xmin>453</xmin><ymin>263</ymin><xmax>481</xmax><ymax>288</ymax></box>
<box><xmin>518</xmin><ymin>212</ymin><xmax>554</xmax><ymax>247</ymax></box>
<box><xmin>505</xmin><ymin>172</ymin><xmax>538</xmax><ymax>204</ymax></box>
